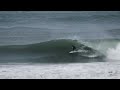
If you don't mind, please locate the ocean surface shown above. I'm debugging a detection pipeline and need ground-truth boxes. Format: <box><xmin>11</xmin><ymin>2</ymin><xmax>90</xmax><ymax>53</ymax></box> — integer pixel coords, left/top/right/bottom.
<box><xmin>0</xmin><ymin>11</ymin><xmax>120</xmax><ymax>64</ymax></box>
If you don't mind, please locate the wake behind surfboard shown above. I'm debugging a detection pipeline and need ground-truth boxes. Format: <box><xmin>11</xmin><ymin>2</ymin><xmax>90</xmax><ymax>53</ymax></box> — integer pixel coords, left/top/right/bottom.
<box><xmin>69</xmin><ymin>49</ymin><xmax>103</xmax><ymax>58</ymax></box>
<box><xmin>69</xmin><ymin>50</ymin><xmax>99</xmax><ymax>58</ymax></box>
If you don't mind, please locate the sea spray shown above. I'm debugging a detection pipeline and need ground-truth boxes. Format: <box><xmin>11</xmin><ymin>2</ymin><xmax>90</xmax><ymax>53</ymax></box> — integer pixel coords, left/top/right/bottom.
<box><xmin>106</xmin><ymin>43</ymin><xmax>120</xmax><ymax>61</ymax></box>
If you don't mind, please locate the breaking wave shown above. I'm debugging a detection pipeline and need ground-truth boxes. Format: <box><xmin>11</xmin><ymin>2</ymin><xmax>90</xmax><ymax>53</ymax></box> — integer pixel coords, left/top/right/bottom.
<box><xmin>106</xmin><ymin>43</ymin><xmax>120</xmax><ymax>61</ymax></box>
<box><xmin>1</xmin><ymin>38</ymin><xmax>120</xmax><ymax>63</ymax></box>
<box><xmin>0</xmin><ymin>39</ymin><xmax>105</xmax><ymax>63</ymax></box>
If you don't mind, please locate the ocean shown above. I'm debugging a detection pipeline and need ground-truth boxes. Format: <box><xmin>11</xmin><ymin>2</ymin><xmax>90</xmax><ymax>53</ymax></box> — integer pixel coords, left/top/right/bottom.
<box><xmin>0</xmin><ymin>11</ymin><xmax>120</xmax><ymax>64</ymax></box>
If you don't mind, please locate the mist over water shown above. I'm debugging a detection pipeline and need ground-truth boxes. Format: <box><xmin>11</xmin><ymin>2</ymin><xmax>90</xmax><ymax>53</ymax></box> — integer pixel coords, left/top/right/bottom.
<box><xmin>0</xmin><ymin>11</ymin><xmax>120</xmax><ymax>63</ymax></box>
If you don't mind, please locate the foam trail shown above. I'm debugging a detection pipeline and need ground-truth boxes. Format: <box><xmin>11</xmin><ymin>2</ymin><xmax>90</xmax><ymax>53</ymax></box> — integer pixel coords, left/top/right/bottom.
<box><xmin>106</xmin><ymin>43</ymin><xmax>120</xmax><ymax>61</ymax></box>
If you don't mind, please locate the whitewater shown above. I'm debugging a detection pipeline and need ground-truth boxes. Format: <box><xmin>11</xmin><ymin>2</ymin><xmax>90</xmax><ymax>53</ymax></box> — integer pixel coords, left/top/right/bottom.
<box><xmin>0</xmin><ymin>11</ymin><xmax>120</xmax><ymax>79</ymax></box>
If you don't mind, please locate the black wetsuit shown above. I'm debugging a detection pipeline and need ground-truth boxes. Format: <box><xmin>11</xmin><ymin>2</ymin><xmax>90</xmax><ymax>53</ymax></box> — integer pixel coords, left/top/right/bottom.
<box><xmin>72</xmin><ymin>45</ymin><xmax>76</xmax><ymax>51</ymax></box>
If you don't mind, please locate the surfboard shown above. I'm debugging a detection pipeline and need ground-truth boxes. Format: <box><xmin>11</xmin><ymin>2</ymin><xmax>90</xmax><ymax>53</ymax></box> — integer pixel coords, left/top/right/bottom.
<box><xmin>69</xmin><ymin>50</ymin><xmax>87</xmax><ymax>54</ymax></box>
<box><xmin>69</xmin><ymin>50</ymin><xmax>78</xmax><ymax>54</ymax></box>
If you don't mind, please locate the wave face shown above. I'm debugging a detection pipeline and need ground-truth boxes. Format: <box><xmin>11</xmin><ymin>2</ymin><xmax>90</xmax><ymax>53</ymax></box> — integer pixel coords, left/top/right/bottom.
<box><xmin>0</xmin><ymin>39</ymin><xmax>105</xmax><ymax>63</ymax></box>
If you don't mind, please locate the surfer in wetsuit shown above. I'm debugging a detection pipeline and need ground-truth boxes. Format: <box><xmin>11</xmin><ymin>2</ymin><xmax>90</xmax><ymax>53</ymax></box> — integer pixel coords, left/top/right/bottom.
<box><xmin>72</xmin><ymin>45</ymin><xmax>76</xmax><ymax>51</ymax></box>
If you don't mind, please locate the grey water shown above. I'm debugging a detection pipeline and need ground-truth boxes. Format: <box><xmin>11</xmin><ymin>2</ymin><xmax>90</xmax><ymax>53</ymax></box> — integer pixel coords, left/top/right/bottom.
<box><xmin>0</xmin><ymin>11</ymin><xmax>120</xmax><ymax>64</ymax></box>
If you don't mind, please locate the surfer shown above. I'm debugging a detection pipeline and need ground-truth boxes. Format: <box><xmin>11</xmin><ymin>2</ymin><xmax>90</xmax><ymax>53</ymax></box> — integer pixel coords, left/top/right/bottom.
<box><xmin>69</xmin><ymin>45</ymin><xmax>77</xmax><ymax>54</ymax></box>
<box><xmin>72</xmin><ymin>45</ymin><xmax>76</xmax><ymax>51</ymax></box>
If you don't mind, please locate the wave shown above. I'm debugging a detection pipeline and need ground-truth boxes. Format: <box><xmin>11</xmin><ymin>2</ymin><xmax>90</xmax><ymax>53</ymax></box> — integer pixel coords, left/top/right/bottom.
<box><xmin>0</xmin><ymin>26</ymin><xmax>50</xmax><ymax>31</ymax></box>
<box><xmin>0</xmin><ymin>39</ymin><xmax>105</xmax><ymax>63</ymax></box>
<box><xmin>0</xmin><ymin>39</ymin><xmax>103</xmax><ymax>55</ymax></box>
<box><xmin>1</xmin><ymin>38</ymin><xmax>120</xmax><ymax>63</ymax></box>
